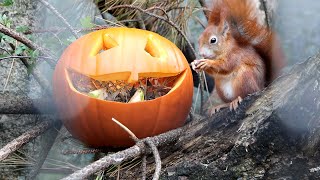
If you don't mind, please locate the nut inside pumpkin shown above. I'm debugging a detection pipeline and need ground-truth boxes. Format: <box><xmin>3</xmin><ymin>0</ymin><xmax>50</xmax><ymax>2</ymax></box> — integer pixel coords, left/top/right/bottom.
<box><xmin>67</xmin><ymin>69</ymin><xmax>184</xmax><ymax>103</ymax></box>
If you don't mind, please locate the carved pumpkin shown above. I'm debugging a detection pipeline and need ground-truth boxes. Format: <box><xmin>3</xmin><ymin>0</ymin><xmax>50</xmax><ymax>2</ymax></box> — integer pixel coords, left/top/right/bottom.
<box><xmin>53</xmin><ymin>27</ymin><xmax>193</xmax><ymax>147</ymax></box>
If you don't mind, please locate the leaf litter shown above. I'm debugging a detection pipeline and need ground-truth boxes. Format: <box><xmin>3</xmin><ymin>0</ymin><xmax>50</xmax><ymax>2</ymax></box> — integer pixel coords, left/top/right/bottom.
<box><xmin>68</xmin><ymin>70</ymin><xmax>178</xmax><ymax>103</ymax></box>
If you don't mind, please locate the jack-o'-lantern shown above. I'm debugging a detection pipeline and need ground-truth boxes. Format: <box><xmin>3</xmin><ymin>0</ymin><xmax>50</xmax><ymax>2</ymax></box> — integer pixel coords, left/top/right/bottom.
<box><xmin>53</xmin><ymin>27</ymin><xmax>193</xmax><ymax>147</ymax></box>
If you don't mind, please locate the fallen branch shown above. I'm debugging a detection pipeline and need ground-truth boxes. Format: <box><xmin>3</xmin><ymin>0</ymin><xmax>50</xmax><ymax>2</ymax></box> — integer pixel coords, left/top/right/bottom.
<box><xmin>0</xmin><ymin>119</ymin><xmax>60</xmax><ymax>161</ymax></box>
<box><xmin>145</xmin><ymin>138</ymin><xmax>161</xmax><ymax>180</ymax></box>
<box><xmin>39</xmin><ymin>0</ymin><xmax>79</xmax><ymax>39</ymax></box>
<box><xmin>0</xmin><ymin>23</ymin><xmax>56</xmax><ymax>67</ymax></box>
<box><xmin>111</xmin><ymin>118</ymin><xmax>161</xmax><ymax>179</ymax></box>
<box><xmin>62</xmin><ymin>126</ymin><xmax>183</xmax><ymax>180</ymax></box>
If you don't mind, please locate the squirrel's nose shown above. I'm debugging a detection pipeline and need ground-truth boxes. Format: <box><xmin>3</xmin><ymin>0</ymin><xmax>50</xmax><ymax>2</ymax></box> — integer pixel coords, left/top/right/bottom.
<box><xmin>199</xmin><ymin>49</ymin><xmax>206</xmax><ymax>58</ymax></box>
<box><xmin>199</xmin><ymin>47</ymin><xmax>212</xmax><ymax>59</ymax></box>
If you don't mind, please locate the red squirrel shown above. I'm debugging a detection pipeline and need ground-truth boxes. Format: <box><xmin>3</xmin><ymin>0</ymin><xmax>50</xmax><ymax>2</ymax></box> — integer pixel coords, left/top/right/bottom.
<box><xmin>191</xmin><ymin>0</ymin><xmax>286</xmax><ymax>114</ymax></box>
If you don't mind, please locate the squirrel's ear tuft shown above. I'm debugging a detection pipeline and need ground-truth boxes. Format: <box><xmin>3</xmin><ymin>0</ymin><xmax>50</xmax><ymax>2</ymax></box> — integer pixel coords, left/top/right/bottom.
<box><xmin>222</xmin><ymin>20</ymin><xmax>229</xmax><ymax>36</ymax></box>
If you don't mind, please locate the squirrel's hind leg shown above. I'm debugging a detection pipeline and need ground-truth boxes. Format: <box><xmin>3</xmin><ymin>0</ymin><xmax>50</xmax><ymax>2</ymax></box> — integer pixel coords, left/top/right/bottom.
<box><xmin>209</xmin><ymin>96</ymin><xmax>243</xmax><ymax>115</ymax></box>
<box><xmin>209</xmin><ymin>103</ymin><xmax>229</xmax><ymax>115</ymax></box>
<box><xmin>229</xmin><ymin>96</ymin><xmax>243</xmax><ymax>111</ymax></box>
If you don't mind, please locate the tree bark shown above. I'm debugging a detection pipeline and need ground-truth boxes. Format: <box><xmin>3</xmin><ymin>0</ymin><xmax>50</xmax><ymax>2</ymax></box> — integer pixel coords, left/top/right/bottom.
<box><xmin>123</xmin><ymin>52</ymin><xmax>320</xmax><ymax>179</ymax></box>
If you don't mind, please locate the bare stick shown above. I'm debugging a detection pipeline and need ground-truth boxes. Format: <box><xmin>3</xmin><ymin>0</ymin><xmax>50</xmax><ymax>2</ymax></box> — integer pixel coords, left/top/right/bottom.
<box><xmin>198</xmin><ymin>0</ymin><xmax>210</xmax><ymax>20</ymax></box>
<box><xmin>2</xmin><ymin>58</ymin><xmax>15</xmax><ymax>92</ymax></box>
<box><xmin>62</xmin><ymin>149</ymin><xmax>103</xmax><ymax>155</ymax></box>
<box><xmin>117</xmin><ymin>164</ymin><xmax>120</xmax><ymax>180</ymax></box>
<box><xmin>62</xmin><ymin>127</ymin><xmax>183</xmax><ymax>180</ymax></box>
<box><xmin>0</xmin><ymin>119</ymin><xmax>58</xmax><ymax>161</ymax></box>
<box><xmin>0</xmin><ymin>48</ymin><xmax>53</xmax><ymax>96</ymax></box>
<box><xmin>0</xmin><ymin>56</ymin><xmax>33</xmax><ymax>61</ymax></box>
<box><xmin>0</xmin><ymin>23</ymin><xmax>56</xmax><ymax>67</ymax></box>
<box><xmin>112</xmin><ymin>118</ymin><xmax>139</xmax><ymax>142</ymax></box>
<box><xmin>25</xmin><ymin>26</ymin><xmax>110</xmax><ymax>35</ymax></box>
<box><xmin>39</xmin><ymin>0</ymin><xmax>79</xmax><ymax>39</ymax></box>
<box><xmin>199</xmin><ymin>72</ymin><xmax>205</xmax><ymax>115</ymax></box>
<box><xmin>194</xmin><ymin>83</ymin><xmax>201</xmax><ymax>114</ymax></box>
<box><xmin>141</xmin><ymin>155</ymin><xmax>147</xmax><ymax>180</ymax></box>
<box><xmin>0</xmin><ymin>56</ymin><xmax>53</xmax><ymax>61</ymax></box>
<box><xmin>202</xmin><ymin>71</ymin><xmax>212</xmax><ymax>107</ymax></box>
<box><xmin>194</xmin><ymin>16</ymin><xmax>206</xmax><ymax>29</ymax></box>
<box><xmin>145</xmin><ymin>138</ymin><xmax>161</xmax><ymax>180</ymax></box>
<box><xmin>260</xmin><ymin>0</ymin><xmax>270</xmax><ymax>28</ymax></box>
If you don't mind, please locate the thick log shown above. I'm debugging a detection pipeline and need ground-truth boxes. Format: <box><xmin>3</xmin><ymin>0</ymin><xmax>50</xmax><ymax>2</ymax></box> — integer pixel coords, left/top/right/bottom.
<box><xmin>122</xmin><ymin>53</ymin><xmax>320</xmax><ymax>179</ymax></box>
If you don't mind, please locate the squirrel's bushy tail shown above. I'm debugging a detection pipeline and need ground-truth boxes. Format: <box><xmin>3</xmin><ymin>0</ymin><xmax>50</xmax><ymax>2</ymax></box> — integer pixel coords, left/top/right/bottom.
<box><xmin>212</xmin><ymin>0</ymin><xmax>286</xmax><ymax>84</ymax></box>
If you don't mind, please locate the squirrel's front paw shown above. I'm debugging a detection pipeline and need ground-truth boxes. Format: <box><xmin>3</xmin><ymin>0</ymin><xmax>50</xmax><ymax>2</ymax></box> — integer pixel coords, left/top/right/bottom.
<box><xmin>190</xmin><ymin>60</ymin><xmax>199</xmax><ymax>72</ymax></box>
<box><xmin>191</xmin><ymin>59</ymin><xmax>209</xmax><ymax>72</ymax></box>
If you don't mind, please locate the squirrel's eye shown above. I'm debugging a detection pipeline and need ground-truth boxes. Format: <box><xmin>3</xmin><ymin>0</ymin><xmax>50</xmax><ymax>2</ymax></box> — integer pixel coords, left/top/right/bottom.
<box><xmin>210</xmin><ymin>36</ymin><xmax>218</xmax><ymax>44</ymax></box>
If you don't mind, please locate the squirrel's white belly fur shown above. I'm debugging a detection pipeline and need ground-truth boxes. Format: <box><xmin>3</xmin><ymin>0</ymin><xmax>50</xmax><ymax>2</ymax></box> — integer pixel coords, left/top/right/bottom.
<box><xmin>221</xmin><ymin>79</ymin><xmax>234</xmax><ymax>100</ymax></box>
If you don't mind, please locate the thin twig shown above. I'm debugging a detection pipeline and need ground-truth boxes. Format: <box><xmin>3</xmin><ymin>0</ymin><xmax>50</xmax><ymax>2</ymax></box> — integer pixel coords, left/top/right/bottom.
<box><xmin>0</xmin><ymin>119</ymin><xmax>59</xmax><ymax>161</ymax></box>
<box><xmin>135</xmin><ymin>12</ymin><xmax>146</xmax><ymax>30</ymax></box>
<box><xmin>260</xmin><ymin>0</ymin><xmax>270</xmax><ymax>28</ymax></box>
<box><xmin>2</xmin><ymin>57</ymin><xmax>15</xmax><ymax>92</ymax></box>
<box><xmin>199</xmin><ymin>72</ymin><xmax>205</xmax><ymax>115</ymax></box>
<box><xmin>0</xmin><ymin>23</ymin><xmax>56</xmax><ymax>67</ymax></box>
<box><xmin>146</xmin><ymin>6</ymin><xmax>170</xmax><ymax>20</ymax></box>
<box><xmin>2</xmin><ymin>41</ymin><xmax>17</xmax><ymax>93</ymax></box>
<box><xmin>0</xmin><ymin>46</ymin><xmax>53</xmax><ymax>96</ymax></box>
<box><xmin>194</xmin><ymin>16</ymin><xmax>206</xmax><ymax>29</ymax></box>
<box><xmin>194</xmin><ymin>83</ymin><xmax>201</xmax><ymax>114</ymax></box>
<box><xmin>198</xmin><ymin>0</ymin><xmax>210</xmax><ymax>20</ymax></box>
<box><xmin>25</xmin><ymin>26</ymin><xmax>109</xmax><ymax>35</ymax></box>
<box><xmin>112</xmin><ymin>118</ymin><xmax>139</xmax><ymax>142</ymax></box>
<box><xmin>117</xmin><ymin>165</ymin><xmax>120</xmax><ymax>180</ymax></box>
<box><xmin>39</xmin><ymin>0</ymin><xmax>79</xmax><ymax>39</ymax></box>
<box><xmin>0</xmin><ymin>56</ymin><xmax>30</xmax><ymax>61</ymax></box>
<box><xmin>62</xmin><ymin>149</ymin><xmax>103</xmax><ymax>155</ymax></box>
<box><xmin>0</xmin><ymin>56</ymin><xmax>52</xmax><ymax>61</ymax></box>
<box><xmin>145</xmin><ymin>138</ymin><xmax>161</xmax><ymax>180</ymax></box>
<box><xmin>202</xmin><ymin>72</ymin><xmax>212</xmax><ymax>107</ymax></box>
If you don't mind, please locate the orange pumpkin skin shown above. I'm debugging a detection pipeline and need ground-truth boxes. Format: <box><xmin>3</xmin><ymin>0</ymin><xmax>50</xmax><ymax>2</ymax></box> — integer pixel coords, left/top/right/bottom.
<box><xmin>53</xmin><ymin>27</ymin><xmax>193</xmax><ymax>147</ymax></box>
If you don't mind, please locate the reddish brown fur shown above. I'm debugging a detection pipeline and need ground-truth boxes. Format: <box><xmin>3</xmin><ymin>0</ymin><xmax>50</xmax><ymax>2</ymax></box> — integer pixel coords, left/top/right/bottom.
<box><xmin>196</xmin><ymin>0</ymin><xmax>285</xmax><ymax>103</ymax></box>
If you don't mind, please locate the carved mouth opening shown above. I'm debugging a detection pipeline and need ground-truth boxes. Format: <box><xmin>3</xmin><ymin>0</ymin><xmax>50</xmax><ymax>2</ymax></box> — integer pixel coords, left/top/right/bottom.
<box><xmin>66</xmin><ymin>69</ymin><xmax>185</xmax><ymax>103</ymax></box>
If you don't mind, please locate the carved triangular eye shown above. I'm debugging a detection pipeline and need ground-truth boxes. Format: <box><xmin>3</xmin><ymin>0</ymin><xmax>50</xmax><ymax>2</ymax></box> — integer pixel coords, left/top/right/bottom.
<box><xmin>103</xmin><ymin>34</ymin><xmax>118</xmax><ymax>51</ymax></box>
<box><xmin>144</xmin><ymin>34</ymin><xmax>162</xmax><ymax>58</ymax></box>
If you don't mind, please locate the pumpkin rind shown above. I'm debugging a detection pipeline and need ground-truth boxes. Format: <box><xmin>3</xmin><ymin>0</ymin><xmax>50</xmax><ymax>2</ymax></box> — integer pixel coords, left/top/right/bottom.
<box><xmin>53</xmin><ymin>27</ymin><xmax>193</xmax><ymax>147</ymax></box>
